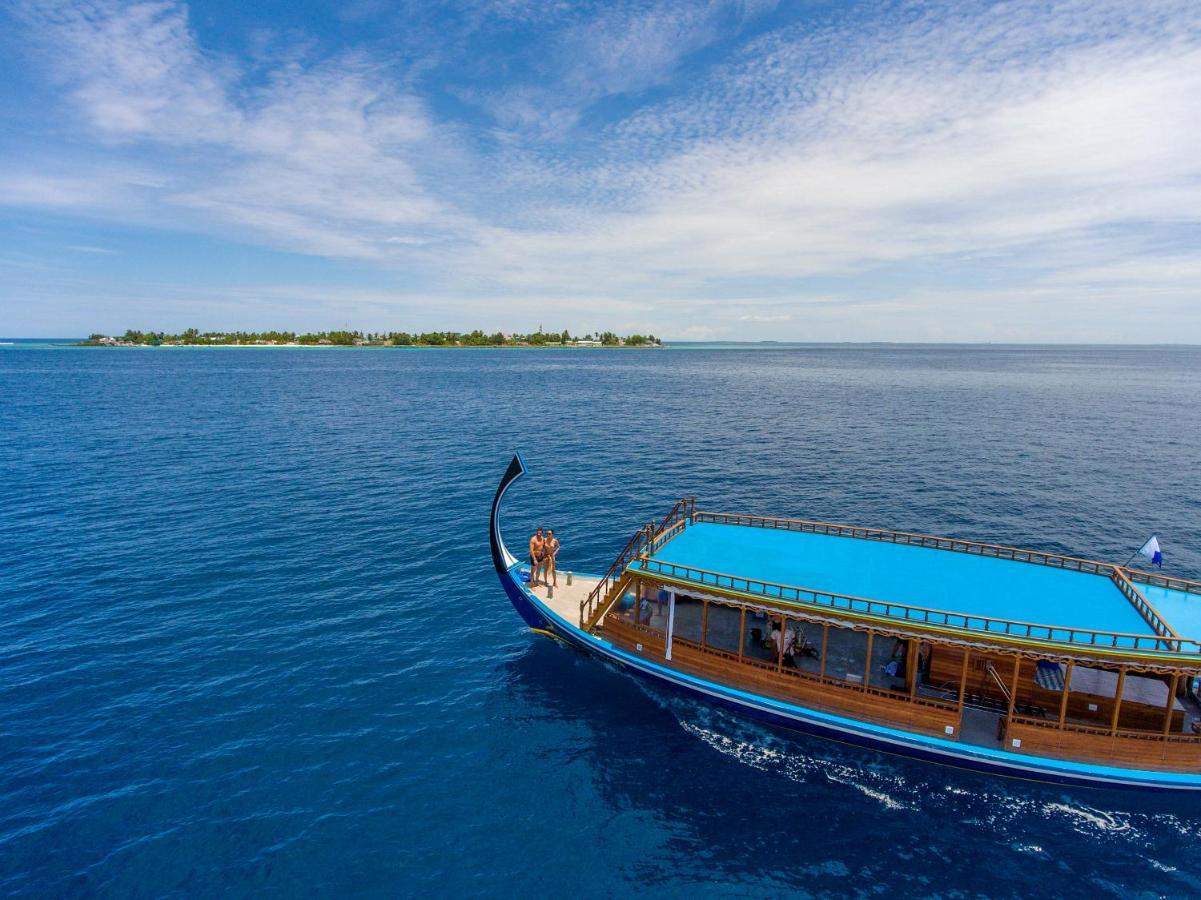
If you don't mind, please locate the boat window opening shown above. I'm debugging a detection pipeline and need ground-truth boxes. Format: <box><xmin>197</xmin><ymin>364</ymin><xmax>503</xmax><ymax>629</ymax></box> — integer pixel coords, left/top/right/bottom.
<box><xmin>824</xmin><ymin>627</ymin><xmax>870</xmax><ymax>687</ymax></box>
<box><xmin>701</xmin><ymin>601</ymin><xmax>743</xmax><ymax>656</ymax></box>
<box><xmin>670</xmin><ymin>595</ymin><xmax>704</xmax><ymax>644</ymax></box>
<box><xmin>787</xmin><ymin>618</ymin><xmax>823</xmax><ymax>677</ymax></box>
<box><xmin>866</xmin><ymin>634</ymin><xmax>908</xmax><ymax>693</ymax></box>
<box><xmin>618</xmin><ymin>582</ymin><xmax>669</xmax><ymax>635</ymax></box>
<box><xmin>741</xmin><ymin>608</ymin><xmax>777</xmax><ymax>665</ymax></box>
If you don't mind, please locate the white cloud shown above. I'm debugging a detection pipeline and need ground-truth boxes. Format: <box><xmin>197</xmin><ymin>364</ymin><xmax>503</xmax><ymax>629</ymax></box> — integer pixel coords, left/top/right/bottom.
<box><xmin>4</xmin><ymin>0</ymin><xmax>1201</xmax><ymax>339</ymax></box>
<box><xmin>14</xmin><ymin>0</ymin><xmax>464</xmax><ymax>258</ymax></box>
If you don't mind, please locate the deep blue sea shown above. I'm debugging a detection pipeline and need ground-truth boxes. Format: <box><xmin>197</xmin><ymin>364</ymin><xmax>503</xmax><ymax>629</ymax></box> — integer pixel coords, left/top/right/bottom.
<box><xmin>4</xmin><ymin>342</ymin><xmax>1201</xmax><ymax>897</ymax></box>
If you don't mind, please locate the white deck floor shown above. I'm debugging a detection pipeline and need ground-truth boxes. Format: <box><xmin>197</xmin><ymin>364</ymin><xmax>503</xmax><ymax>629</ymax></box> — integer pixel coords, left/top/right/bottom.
<box><xmin>524</xmin><ymin>572</ymin><xmax>600</xmax><ymax>627</ymax></box>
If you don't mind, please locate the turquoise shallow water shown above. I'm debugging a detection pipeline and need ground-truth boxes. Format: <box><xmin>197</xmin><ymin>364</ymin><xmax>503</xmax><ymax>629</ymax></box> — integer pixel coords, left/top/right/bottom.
<box><xmin>648</xmin><ymin>521</ymin><xmax>1155</xmax><ymax>635</ymax></box>
<box><xmin>3</xmin><ymin>342</ymin><xmax>1201</xmax><ymax>897</ymax></box>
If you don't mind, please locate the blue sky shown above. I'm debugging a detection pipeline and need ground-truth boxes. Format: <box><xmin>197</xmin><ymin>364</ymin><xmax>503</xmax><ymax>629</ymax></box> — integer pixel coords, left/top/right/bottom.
<box><xmin>2</xmin><ymin>0</ymin><xmax>1199</xmax><ymax>340</ymax></box>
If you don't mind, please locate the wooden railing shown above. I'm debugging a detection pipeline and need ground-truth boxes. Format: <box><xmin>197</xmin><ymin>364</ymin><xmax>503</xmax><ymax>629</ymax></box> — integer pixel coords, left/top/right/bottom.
<box><xmin>1111</xmin><ymin>566</ymin><xmax>1176</xmax><ymax>639</ymax></box>
<box><xmin>579</xmin><ymin>496</ymin><xmax>694</xmax><ymax>630</ymax></box>
<box><xmin>1126</xmin><ymin>569</ymin><xmax>1201</xmax><ymax>597</ymax></box>
<box><xmin>693</xmin><ymin>511</ymin><xmax>1118</xmax><ymax>575</ymax></box>
<box><xmin>633</xmin><ymin>557</ymin><xmax>1201</xmax><ymax>657</ymax></box>
<box><xmin>580</xmin><ymin>525</ymin><xmax>650</xmax><ymax>629</ymax></box>
<box><xmin>697</xmin><ymin>509</ymin><xmax>1201</xmax><ymax>603</ymax></box>
<box><xmin>1009</xmin><ymin>714</ymin><xmax>1201</xmax><ymax>744</ymax></box>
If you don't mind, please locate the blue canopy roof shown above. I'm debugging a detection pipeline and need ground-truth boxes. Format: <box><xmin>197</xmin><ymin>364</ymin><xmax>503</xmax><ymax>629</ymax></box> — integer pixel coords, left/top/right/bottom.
<box><xmin>639</xmin><ymin>521</ymin><xmax>1169</xmax><ymax>642</ymax></box>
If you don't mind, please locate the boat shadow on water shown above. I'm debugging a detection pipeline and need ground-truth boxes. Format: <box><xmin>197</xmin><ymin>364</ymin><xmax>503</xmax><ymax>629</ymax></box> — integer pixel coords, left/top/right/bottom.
<box><xmin>501</xmin><ymin>640</ymin><xmax>1201</xmax><ymax>896</ymax></box>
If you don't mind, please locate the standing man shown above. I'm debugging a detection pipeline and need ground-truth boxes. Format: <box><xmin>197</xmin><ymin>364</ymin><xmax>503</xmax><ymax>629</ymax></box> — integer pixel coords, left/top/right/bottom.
<box><xmin>529</xmin><ymin>528</ymin><xmax>545</xmax><ymax>587</ymax></box>
<box><xmin>544</xmin><ymin>529</ymin><xmax>561</xmax><ymax>589</ymax></box>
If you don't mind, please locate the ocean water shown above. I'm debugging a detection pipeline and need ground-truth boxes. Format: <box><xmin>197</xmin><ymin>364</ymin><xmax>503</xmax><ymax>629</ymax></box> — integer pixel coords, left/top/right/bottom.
<box><xmin>3</xmin><ymin>342</ymin><xmax>1201</xmax><ymax>898</ymax></box>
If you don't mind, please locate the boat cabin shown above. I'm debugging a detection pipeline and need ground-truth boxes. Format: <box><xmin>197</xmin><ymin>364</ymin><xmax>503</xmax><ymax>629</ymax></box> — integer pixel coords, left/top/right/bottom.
<box><xmin>554</xmin><ymin>500</ymin><xmax>1201</xmax><ymax>774</ymax></box>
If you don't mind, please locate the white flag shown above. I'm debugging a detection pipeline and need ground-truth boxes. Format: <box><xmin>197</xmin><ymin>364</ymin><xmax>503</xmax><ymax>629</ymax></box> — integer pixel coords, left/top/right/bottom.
<box><xmin>1138</xmin><ymin>535</ymin><xmax>1164</xmax><ymax>568</ymax></box>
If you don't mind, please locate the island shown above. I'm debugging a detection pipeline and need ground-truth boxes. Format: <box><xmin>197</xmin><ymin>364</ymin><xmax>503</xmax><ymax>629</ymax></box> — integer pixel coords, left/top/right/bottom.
<box><xmin>80</xmin><ymin>328</ymin><xmax>663</xmax><ymax>348</ymax></box>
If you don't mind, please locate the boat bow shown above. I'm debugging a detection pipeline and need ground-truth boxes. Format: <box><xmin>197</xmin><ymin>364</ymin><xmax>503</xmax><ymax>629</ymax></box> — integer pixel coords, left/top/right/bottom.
<box><xmin>490</xmin><ymin>452</ymin><xmax>549</xmax><ymax>629</ymax></box>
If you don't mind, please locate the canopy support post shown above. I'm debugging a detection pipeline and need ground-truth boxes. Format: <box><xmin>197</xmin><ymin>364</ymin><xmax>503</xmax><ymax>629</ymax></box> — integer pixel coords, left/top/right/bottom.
<box><xmin>862</xmin><ymin>631</ymin><xmax>874</xmax><ymax>691</ymax></box>
<box><xmin>1163</xmin><ymin>673</ymin><xmax>1181</xmax><ymax>735</ymax></box>
<box><xmin>1111</xmin><ymin>667</ymin><xmax>1127</xmax><ymax>735</ymax></box>
<box><xmin>956</xmin><ymin>650</ymin><xmax>970</xmax><ymax>727</ymax></box>
<box><xmin>665</xmin><ymin>590</ymin><xmax>676</xmax><ymax>661</ymax></box>
<box><xmin>1006</xmin><ymin>655</ymin><xmax>1020</xmax><ymax>720</ymax></box>
<box><xmin>1058</xmin><ymin>662</ymin><xmax>1074</xmax><ymax>728</ymax></box>
<box><xmin>777</xmin><ymin>614</ymin><xmax>785</xmax><ymax>672</ymax></box>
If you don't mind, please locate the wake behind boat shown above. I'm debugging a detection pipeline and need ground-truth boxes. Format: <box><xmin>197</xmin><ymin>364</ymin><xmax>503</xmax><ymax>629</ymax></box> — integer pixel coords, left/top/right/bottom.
<box><xmin>491</xmin><ymin>453</ymin><xmax>1201</xmax><ymax>792</ymax></box>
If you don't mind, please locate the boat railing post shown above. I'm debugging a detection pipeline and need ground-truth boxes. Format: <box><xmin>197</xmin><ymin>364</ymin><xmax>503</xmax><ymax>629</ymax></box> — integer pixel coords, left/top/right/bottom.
<box><xmin>819</xmin><ymin>626</ymin><xmax>829</xmax><ymax>680</ymax></box>
<box><xmin>737</xmin><ymin>606</ymin><xmax>746</xmax><ymax>662</ymax></box>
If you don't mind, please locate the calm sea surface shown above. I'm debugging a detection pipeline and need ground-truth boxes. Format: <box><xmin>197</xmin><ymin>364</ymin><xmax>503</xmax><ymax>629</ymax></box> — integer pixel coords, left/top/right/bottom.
<box><xmin>3</xmin><ymin>343</ymin><xmax>1201</xmax><ymax>897</ymax></box>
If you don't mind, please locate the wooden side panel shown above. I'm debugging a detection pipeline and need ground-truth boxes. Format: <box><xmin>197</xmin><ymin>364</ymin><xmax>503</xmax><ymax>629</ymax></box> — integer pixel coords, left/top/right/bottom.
<box><xmin>1006</xmin><ymin>720</ymin><xmax>1201</xmax><ymax>773</ymax></box>
<box><xmin>606</xmin><ymin>618</ymin><xmax>667</xmax><ymax>656</ymax></box>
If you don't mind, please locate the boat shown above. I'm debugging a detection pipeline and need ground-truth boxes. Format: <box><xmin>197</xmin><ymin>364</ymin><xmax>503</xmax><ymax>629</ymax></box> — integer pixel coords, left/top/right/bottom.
<box><xmin>491</xmin><ymin>453</ymin><xmax>1201</xmax><ymax>791</ymax></box>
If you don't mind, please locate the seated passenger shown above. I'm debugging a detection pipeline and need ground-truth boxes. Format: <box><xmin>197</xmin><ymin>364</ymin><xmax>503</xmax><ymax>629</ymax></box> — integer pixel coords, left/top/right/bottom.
<box><xmin>771</xmin><ymin>623</ymin><xmax>796</xmax><ymax>659</ymax></box>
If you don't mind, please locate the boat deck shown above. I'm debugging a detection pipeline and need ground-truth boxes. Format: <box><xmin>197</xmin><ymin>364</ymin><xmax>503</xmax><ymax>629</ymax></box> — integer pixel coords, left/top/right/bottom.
<box><xmin>522</xmin><ymin>570</ymin><xmax>600</xmax><ymax>626</ymax></box>
<box><xmin>636</xmin><ymin>520</ymin><xmax>1201</xmax><ymax>651</ymax></box>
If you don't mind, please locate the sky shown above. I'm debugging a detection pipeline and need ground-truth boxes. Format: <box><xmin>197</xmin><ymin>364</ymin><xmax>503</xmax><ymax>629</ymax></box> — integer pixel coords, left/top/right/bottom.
<box><xmin>1</xmin><ymin>0</ymin><xmax>1199</xmax><ymax>341</ymax></box>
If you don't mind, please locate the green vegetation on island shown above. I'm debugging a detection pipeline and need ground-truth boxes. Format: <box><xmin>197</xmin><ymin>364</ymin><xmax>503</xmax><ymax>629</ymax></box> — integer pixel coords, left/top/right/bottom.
<box><xmin>81</xmin><ymin>328</ymin><xmax>662</xmax><ymax>348</ymax></box>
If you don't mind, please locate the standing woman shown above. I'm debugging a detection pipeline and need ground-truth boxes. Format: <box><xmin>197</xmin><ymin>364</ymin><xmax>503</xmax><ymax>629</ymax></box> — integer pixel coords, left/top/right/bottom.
<box><xmin>544</xmin><ymin>529</ymin><xmax>561</xmax><ymax>589</ymax></box>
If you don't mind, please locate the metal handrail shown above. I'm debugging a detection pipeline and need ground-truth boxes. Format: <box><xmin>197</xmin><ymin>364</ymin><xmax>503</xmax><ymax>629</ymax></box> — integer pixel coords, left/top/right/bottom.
<box><xmin>634</xmin><ymin>557</ymin><xmax>1201</xmax><ymax>656</ymax></box>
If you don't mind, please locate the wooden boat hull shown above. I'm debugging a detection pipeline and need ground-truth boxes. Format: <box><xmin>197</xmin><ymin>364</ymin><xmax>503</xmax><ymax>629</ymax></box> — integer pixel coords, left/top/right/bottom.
<box><xmin>490</xmin><ymin>455</ymin><xmax>1201</xmax><ymax>793</ymax></box>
